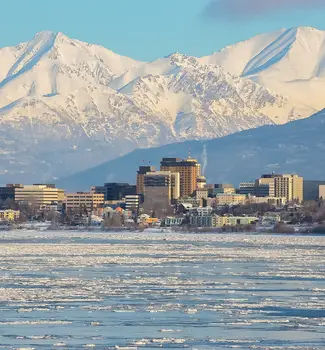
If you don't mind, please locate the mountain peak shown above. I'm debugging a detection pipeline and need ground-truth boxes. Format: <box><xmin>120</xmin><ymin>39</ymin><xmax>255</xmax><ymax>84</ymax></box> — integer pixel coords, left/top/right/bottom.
<box><xmin>0</xmin><ymin>27</ymin><xmax>322</xmax><ymax>184</ymax></box>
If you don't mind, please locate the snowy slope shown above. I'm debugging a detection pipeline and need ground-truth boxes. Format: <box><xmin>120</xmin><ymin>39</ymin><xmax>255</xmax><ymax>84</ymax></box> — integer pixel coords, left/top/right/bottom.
<box><xmin>199</xmin><ymin>29</ymin><xmax>286</xmax><ymax>76</ymax></box>
<box><xmin>0</xmin><ymin>29</ymin><xmax>322</xmax><ymax>184</ymax></box>
<box><xmin>200</xmin><ymin>26</ymin><xmax>325</xmax><ymax>110</ymax></box>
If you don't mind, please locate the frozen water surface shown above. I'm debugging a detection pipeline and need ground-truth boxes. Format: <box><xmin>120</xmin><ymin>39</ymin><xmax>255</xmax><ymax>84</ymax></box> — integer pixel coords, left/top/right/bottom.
<box><xmin>0</xmin><ymin>230</ymin><xmax>325</xmax><ymax>349</ymax></box>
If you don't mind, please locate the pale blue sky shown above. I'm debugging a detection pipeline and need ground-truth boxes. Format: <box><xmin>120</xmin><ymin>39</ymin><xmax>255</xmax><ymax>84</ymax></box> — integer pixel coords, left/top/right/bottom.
<box><xmin>1</xmin><ymin>0</ymin><xmax>325</xmax><ymax>61</ymax></box>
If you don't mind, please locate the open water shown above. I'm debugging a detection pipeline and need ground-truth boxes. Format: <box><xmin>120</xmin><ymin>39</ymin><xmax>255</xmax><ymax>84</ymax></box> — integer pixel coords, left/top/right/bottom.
<box><xmin>0</xmin><ymin>230</ymin><xmax>325</xmax><ymax>349</ymax></box>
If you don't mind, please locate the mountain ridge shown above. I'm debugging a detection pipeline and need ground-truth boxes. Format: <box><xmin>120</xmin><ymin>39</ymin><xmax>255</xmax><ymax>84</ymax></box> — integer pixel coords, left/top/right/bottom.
<box><xmin>0</xmin><ymin>26</ymin><xmax>324</xmax><ymax>184</ymax></box>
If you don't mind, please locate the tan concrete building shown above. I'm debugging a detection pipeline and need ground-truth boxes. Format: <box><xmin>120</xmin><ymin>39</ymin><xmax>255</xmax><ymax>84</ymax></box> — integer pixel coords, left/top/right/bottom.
<box><xmin>215</xmin><ymin>216</ymin><xmax>258</xmax><ymax>227</ymax></box>
<box><xmin>256</xmin><ymin>174</ymin><xmax>303</xmax><ymax>203</ymax></box>
<box><xmin>246</xmin><ymin>195</ymin><xmax>287</xmax><ymax>207</ymax></box>
<box><xmin>15</xmin><ymin>185</ymin><xmax>65</xmax><ymax>206</ymax></box>
<box><xmin>273</xmin><ymin>174</ymin><xmax>303</xmax><ymax>203</ymax></box>
<box><xmin>65</xmin><ymin>192</ymin><xmax>104</xmax><ymax>213</ymax></box>
<box><xmin>160</xmin><ymin>157</ymin><xmax>200</xmax><ymax>198</ymax></box>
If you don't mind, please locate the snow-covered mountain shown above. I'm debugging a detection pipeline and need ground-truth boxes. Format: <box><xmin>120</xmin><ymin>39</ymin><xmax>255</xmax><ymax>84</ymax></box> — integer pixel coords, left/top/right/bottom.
<box><xmin>200</xmin><ymin>26</ymin><xmax>325</xmax><ymax>111</ymax></box>
<box><xmin>0</xmin><ymin>27</ymin><xmax>323</xmax><ymax>184</ymax></box>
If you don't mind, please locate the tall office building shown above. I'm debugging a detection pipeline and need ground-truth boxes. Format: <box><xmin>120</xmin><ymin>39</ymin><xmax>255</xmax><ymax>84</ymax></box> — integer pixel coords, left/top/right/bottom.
<box><xmin>136</xmin><ymin>166</ymin><xmax>156</xmax><ymax>195</ymax></box>
<box><xmin>143</xmin><ymin>171</ymin><xmax>180</xmax><ymax>217</ymax></box>
<box><xmin>160</xmin><ymin>157</ymin><xmax>200</xmax><ymax>198</ymax></box>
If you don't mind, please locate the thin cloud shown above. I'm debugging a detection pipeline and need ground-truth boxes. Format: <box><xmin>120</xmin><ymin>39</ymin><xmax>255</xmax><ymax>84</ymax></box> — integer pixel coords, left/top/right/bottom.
<box><xmin>204</xmin><ymin>0</ymin><xmax>325</xmax><ymax>19</ymax></box>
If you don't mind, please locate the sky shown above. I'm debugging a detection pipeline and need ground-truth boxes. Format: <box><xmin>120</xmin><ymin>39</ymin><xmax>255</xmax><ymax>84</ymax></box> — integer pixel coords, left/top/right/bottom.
<box><xmin>0</xmin><ymin>0</ymin><xmax>325</xmax><ymax>61</ymax></box>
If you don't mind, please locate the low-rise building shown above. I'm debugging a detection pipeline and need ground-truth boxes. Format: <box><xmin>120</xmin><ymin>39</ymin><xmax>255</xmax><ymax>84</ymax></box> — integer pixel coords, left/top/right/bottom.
<box><xmin>65</xmin><ymin>192</ymin><xmax>104</xmax><ymax>213</ymax></box>
<box><xmin>0</xmin><ymin>209</ymin><xmax>20</xmax><ymax>222</ymax></box>
<box><xmin>15</xmin><ymin>184</ymin><xmax>65</xmax><ymax>207</ymax></box>
<box><xmin>125</xmin><ymin>195</ymin><xmax>141</xmax><ymax>213</ymax></box>
<box><xmin>215</xmin><ymin>193</ymin><xmax>247</xmax><ymax>206</ymax></box>
<box><xmin>190</xmin><ymin>214</ymin><xmax>217</xmax><ymax>227</ymax></box>
<box><xmin>213</xmin><ymin>184</ymin><xmax>236</xmax><ymax>195</ymax></box>
<box><xmin>215</xmin><ymin>216</ymin><xmax>258</xmax><ymax>227</ymax></box>
<box><xmin>246</xmin><ymin>195</ymin><xmax>287</xmax><ymax>207</ymax></box>
<box><xmin>189</xmin><ymin>206</ymin><xmax>213</xmax><ymax>216</ymax></box>
<box><xmin>163</xmin><ymin>217</ymin><xmax>184</xmax><ymax>227</ymax></box>
<box><xmin>261</xmin><ymin>213</ymin><xmax>281</xmax><ymax>226</ymax></box>
<box><xmin>189</xmin><ymin>207</ymin><xmax>215</xmax><ymax>227</ymax></box>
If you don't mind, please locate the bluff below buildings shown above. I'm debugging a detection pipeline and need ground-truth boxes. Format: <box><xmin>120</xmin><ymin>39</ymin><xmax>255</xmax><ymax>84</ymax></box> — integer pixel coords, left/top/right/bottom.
<box><xmin>58</xmin><ymin>109</ymin><xmax>325</xmax><ymax>191</ymax></box>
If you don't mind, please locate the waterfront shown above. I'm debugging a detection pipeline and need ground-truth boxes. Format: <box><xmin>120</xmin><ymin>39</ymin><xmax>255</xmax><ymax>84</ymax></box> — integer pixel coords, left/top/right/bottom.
<box><xmin>0</xmin><ymin>230</ymin><xmax>325</xmax><ymax>349</ymax></box>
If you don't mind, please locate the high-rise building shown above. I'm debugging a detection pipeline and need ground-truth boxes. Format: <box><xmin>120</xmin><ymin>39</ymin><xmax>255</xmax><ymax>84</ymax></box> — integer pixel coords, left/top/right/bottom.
<box><xmin>143</xmin><ymin>171</ymin><xmax>179</xmax><ymax>217</ymax></box>
<box><xmin>160</xmin><ymin>157</ymin><xmax>200</xmax><ymax>197</ymax></box>
<box><xmin>14</xmin><ymin>185</ymin><xmax>65</xmax><ymax>207</ymax></box>
<box><xmin>258</xmin><ymin>174</ymin><xmax>303</xmax><ymax>203</ymax></box>
<box><xmin>136</xmin><ymin>166</ymin><xmax>156</xmax><ymax>195</ymax></box>
<box><xmin>274</xmin><ymin>174</ymin><xmax>303</xmax><ymax>203</ymax></box>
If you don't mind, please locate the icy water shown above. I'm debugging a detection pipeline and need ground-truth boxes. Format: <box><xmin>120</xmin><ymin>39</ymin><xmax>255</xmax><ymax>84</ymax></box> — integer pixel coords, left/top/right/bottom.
<box><xmin>0</xmin><ymin>231</ymin><xmax>325</xmax><ymax>350</ymax></box>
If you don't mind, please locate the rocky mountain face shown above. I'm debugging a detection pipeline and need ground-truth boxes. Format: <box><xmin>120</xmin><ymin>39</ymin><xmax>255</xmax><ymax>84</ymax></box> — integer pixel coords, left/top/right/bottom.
<box><xmin>0</xmin><ymin>27</ymin><xmax>323</xmax><ymax>184</ymax></box>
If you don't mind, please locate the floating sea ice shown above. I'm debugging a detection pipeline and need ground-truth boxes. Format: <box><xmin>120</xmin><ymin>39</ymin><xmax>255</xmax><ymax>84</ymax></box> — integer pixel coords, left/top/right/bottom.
<box><xmin>53</xmin><ymin>343</ymin><xmax>66</xmax><ymax>347</ymax></box>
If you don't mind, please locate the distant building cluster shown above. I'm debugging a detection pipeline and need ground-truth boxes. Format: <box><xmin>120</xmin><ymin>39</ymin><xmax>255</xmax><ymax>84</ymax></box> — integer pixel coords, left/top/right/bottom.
<box><xmin>1</xmin><ymin>155</ymin><xmax>323</xmax><ymax>230</ymax></box>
